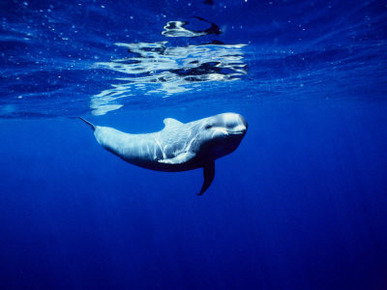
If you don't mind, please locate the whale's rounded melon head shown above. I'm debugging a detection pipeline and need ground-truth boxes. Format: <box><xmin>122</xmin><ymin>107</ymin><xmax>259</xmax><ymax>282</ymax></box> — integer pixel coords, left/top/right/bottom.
<box><xmin>195</xmin><ymin>112</ymin><xmax>248</xmax><ymax>160</ymax></box>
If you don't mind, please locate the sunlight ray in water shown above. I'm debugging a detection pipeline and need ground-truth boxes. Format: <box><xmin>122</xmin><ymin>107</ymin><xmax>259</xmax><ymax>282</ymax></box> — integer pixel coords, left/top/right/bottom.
<box><xmin>91</xmin><ymin>42</ymin><xmax>248</xmax><ymax>116</ymax></box>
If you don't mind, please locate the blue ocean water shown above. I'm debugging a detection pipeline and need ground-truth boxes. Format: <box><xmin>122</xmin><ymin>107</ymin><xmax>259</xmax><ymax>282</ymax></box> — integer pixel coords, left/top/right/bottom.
<box><xmin>1</xmin><ymin>0</ymin><xmax>387</xmax><ymax>289</ymax></box>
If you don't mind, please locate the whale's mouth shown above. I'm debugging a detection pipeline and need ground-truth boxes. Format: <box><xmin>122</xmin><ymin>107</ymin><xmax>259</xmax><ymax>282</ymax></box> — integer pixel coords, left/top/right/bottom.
<box><xmin>213</xmin><ymin>126</ymin><xmax>247</xmax><ymax>136</ymax></box>
<box><xmin>229</xmin><ymin>130</ymin><xmax>246</xmax><ymax>135</ymax></box>
<box><xmin>227</xmin><ymin>124</ymin><xmax>247</xmax><ymax>135</ymax></box>
<box><xmin>227</xmin><ymin>130</ymin><xmax>247</xmax><ymax>136</ymax></box>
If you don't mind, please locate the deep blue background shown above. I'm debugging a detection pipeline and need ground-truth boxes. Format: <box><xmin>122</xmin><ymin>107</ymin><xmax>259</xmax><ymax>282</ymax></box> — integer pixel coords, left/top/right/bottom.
<box><xmin>1</xmin><ymin>0</ymin><xmax>387</xmax><ymax>289</ymax></box>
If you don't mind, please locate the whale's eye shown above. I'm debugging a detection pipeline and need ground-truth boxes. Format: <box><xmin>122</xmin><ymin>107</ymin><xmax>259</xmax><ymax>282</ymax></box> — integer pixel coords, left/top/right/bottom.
<box><xmin>205</xmin><ymin>124</ymin><xmax>212</xmax><ymax>129</ymax></box>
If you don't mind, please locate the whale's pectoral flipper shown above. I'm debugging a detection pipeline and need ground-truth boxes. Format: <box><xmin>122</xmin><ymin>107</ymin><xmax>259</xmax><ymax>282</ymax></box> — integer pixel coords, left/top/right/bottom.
<box><xmin>198</xmin><ymin>161</ymin><xmax>215</xmax><ymax>195</ymax></box>
<box><xmin>158</xmin><ymin>151</ymin><xmax>195</xmax><ymax>164</ymax></box>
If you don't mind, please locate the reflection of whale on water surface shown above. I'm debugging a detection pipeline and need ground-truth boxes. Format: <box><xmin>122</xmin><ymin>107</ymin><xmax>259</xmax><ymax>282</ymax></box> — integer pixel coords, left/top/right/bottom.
<box><xmin>91</xmin><ymin>17</ymin><xmax>248</xmax><ymax>116</ymax></box>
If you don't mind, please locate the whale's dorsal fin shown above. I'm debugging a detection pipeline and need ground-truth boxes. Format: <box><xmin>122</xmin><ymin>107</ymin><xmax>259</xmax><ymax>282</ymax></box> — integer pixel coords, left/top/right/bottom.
<box><xmin>163</xmin><ymin>118</ymin><xmax>183</xmax><ymax>128</ymax></box>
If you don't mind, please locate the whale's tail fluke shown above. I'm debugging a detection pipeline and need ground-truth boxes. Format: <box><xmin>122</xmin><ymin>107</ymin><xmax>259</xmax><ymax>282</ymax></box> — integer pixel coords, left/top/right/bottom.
<box><xmin>79</xmin><ymin>117</ymin><xmax>95</xmax><ymax>131</ymax></box>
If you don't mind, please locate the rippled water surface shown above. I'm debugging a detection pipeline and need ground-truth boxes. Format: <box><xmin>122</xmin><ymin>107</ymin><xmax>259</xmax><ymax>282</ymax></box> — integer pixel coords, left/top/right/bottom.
<box><xmin>1</xmin><ymin>0</ymin><xmax>385</xmax><ymax>117</ymax></box>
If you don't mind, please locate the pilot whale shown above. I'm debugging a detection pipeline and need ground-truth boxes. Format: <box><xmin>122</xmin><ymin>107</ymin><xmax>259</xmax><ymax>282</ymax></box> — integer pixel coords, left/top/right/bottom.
<box><xmin>80</xmin><ymin>113</ymin><xmax>247</xmax><ymax>195</ymax></box>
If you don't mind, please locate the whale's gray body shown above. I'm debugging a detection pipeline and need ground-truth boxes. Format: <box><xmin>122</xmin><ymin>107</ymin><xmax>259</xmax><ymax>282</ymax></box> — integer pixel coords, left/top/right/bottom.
<box><xmin>80</xmin><ymin>113</ymin><xmax>247</xmax><ymax>195</ymax></box>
